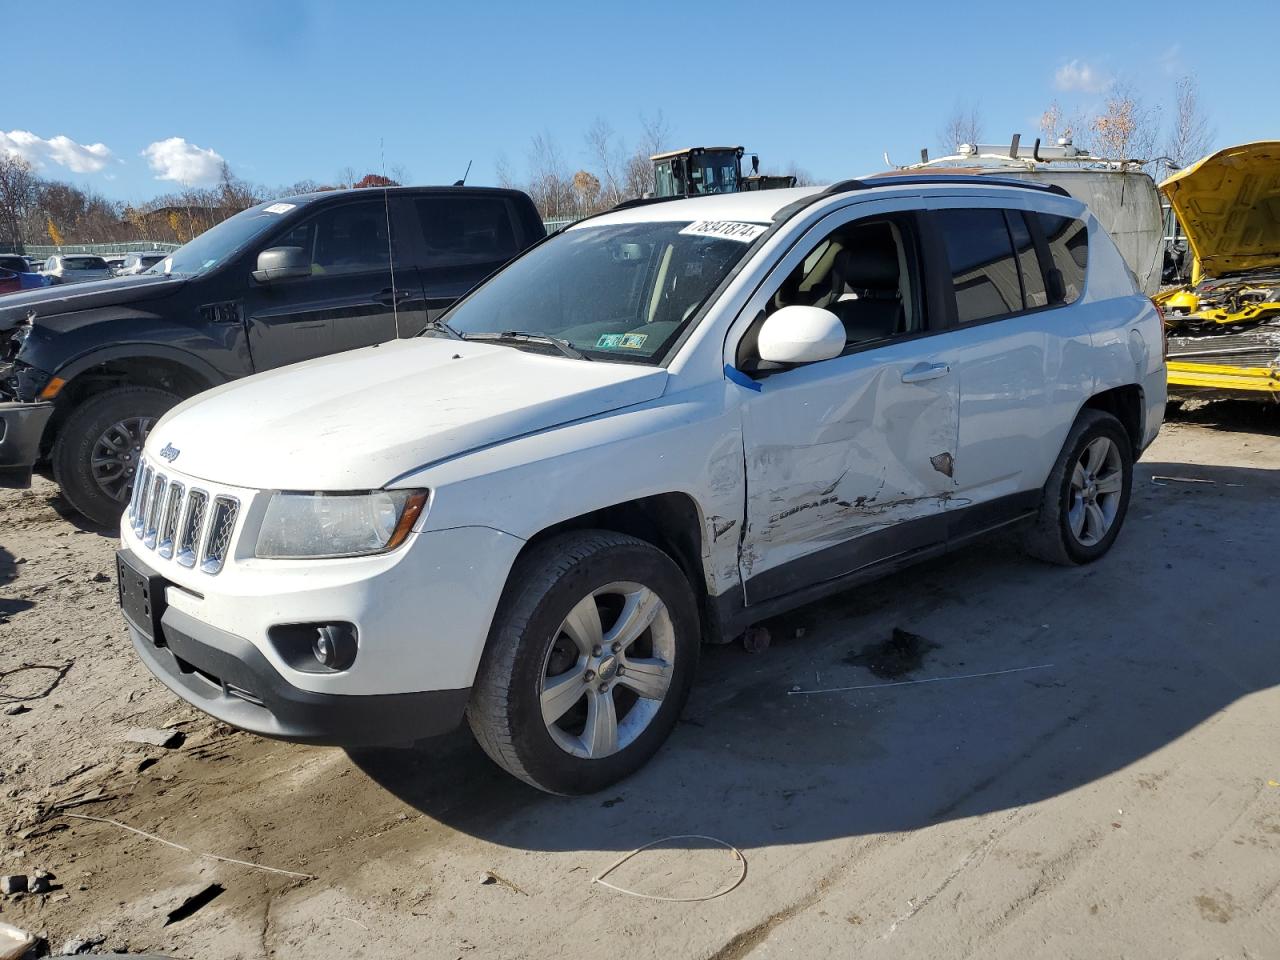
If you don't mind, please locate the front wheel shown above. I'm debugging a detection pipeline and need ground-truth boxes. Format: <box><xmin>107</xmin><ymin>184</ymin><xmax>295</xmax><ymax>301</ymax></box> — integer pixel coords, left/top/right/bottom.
<box><xmin>467</xmin><ymin>531</ymin><xmax>699</xmax><ymax>795</ymax></box>
<box><xmin>1024</xmin><ymin>409</ymin><xmax>1134</xmax><ymax>565</ymax></box>
<box><xmin>51</xmin><ymin>386</ymin><xmax>180</xmax><ymax>526</ymax></box>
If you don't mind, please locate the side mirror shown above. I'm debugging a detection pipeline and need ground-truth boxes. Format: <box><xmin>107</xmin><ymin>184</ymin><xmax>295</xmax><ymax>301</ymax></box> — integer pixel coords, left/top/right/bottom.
<box><xmin>252</xmin><ymin>246</ymin><xmax>310</xmax><ymax>284</ymax></box>
<box><xmin>756</xmin><ymin>305</ymin><xmax>846</xmax><ymax>365</ymax></box>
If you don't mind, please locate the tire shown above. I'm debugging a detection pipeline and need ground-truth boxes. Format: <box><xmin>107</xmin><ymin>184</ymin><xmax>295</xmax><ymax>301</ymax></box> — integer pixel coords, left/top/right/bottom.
<box><xmin>467</xmin><ymin>530</ymin><xmax>700</xmax><ymax>795</ymax></box>
<box><xmin>1024</xmin><ymin>409</ymin><xmax>1134</xmax><ymax>566</ymax></box>
<box><xmin>52</xmin><ymin>386</ymin><xmax>180</xmax><ymax>526</ymax></box>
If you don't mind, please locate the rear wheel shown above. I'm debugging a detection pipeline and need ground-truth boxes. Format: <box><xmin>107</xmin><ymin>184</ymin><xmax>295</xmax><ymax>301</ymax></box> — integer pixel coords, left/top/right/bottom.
<box><xmin>52</xmin><ymin>386</ymin><xmax>180</xmax><ymax>526</ymax></box>
<box><xmin>467</xmin><ymin>531</ymin><xmax>699</xmax><ymax>795</ymax></box>
<box><xmin>1024</xmin><ymin>409</ymin><xmax>1133</xmax><ymax>565</ymax></box>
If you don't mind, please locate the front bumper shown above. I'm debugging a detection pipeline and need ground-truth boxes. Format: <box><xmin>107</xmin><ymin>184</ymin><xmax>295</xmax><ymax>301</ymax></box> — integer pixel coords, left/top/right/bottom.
<box><xmin>120</xmin><ymin>548</ymin><xmax>470</xmax><ymax>746</ymax></box>
<box><xmin>0</xmin><ymin>400</ymin><xmax>54</xmax><ymax>487</ymax></box>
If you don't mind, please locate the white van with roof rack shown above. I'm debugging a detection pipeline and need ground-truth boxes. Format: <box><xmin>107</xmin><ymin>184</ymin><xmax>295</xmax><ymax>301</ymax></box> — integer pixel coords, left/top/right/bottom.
<box><xmin>886</xmin><ymin>135</ymin><xmax>1166</xmax><ymax>295</ymax></box>
<box><xmin>117</xmin><ymin>176</ymin><xmax>1166</xmax><ymax>794</ymax></box>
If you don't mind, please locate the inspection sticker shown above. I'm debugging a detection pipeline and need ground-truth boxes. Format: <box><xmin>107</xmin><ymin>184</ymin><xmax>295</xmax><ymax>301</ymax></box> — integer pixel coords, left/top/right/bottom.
<box><xmin>596</xmin><ymin>333</ymin><xmax>649</xmax><ymax>349</ymax></box>
<box><xmin>678</xmin><ymin>220</ymin><xmax>768</xmax><ymax>243</ymax></box>
<box><xmin>263</xmin><ymin>202</ymin><xmax>296</xmax><ymax>214</ymax></box>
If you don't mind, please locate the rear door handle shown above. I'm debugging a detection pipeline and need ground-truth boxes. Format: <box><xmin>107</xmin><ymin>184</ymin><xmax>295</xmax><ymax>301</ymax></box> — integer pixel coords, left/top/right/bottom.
<box><xmin>374</xmin><ymin>287</ymin><xmax>412</xmax><ymax>305</ymax></box>
<box><xmin>901</xmin><ymin>362</ymin><xmax>951</xmax><ymax>384</ymax></box>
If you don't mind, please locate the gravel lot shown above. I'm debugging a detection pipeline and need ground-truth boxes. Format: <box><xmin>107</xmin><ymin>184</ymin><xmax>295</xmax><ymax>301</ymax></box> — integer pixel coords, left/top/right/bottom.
<box><xmin>2</xmin><ymin>403</ymin><xmax>1278</xmax><ymax>959</ymax></box>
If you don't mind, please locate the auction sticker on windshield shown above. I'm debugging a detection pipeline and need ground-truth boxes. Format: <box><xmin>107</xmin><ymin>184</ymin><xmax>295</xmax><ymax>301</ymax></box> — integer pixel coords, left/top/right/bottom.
<box><xmin>264</xmin><ymin>202</ymin><xmax>296</xmax><ymax>215</ymax></box>
<box><xmin>679</xmin><ymin>220</ymin><xmax>768</xmax><ymax>242</ymax></box>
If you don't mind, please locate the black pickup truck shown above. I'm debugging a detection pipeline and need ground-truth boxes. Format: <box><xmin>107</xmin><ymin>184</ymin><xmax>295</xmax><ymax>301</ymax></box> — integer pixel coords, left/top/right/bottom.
<box><xmin>0</xmin><ymin>185</ymin><xmax>545</xmax><ymax>523</ymax></box>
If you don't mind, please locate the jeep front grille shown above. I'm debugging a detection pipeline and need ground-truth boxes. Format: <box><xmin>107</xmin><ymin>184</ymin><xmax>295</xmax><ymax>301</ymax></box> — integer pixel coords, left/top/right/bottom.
<box><xmin>176</xmin><ymin>490</ymin><xmax>208</xmax><ymax>568</ymax></box>
<box><xmin>201</xmin><ymin>497</ymin><xmax>239</xmax><ymax>574</ymax></box>
<box><xmin>130</xmin><ymin>464</ymin><xmax>154</xmax><ymax>535</ymax></box>
<box><xmin>143</xmin><ymin>474</ymin><xmax>167</xmax><ymax>548</ymax></box>
<box><xmin>130</xmin><ymin>461</ymin><xmax>240</xmax><ymax>575</ymax></box>
<box><xmin>157</xmin><ymin>482</ymin><xmax>184</xmax><ymax>559</ymax></box>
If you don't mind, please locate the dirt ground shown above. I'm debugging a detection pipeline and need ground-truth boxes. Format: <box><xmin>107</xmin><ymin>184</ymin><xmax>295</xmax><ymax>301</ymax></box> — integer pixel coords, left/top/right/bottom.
<box><xmin>2</xmin><ymin>402</ymin><xmax>1278</xmax><ymax>959</ymax></box>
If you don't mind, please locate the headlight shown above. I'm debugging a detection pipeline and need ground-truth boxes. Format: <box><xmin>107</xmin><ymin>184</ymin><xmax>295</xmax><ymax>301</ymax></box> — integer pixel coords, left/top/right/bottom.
<box><xmin>255</xmin><ymin>489</ymin><xmax>429</xmax><ymax>559</ymax></box>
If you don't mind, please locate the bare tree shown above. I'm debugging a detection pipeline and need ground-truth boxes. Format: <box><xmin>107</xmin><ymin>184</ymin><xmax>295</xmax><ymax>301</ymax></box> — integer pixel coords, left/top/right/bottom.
<box><xmin>525</xmin><ymin>132</ymin><xmax>576</xmax><ymax>219</ymax></box>
<box><xmin>0</xmin><ymin>153</ymin><xmax>37</xmax><ymax>248</ymax></box>
<box><xmin>494</xmin><ymin>153</ymin><xmax>516</xmax><ymax>190</ymax></box>
<box><xmin>1164</xmin><ymin>74</ymin><xmax>1213</xmax><ymax>173</ymax></box>
<box><xmin>938</xmin><ymin>101</ymin><xmax>983</xmax><ymax>154</ymax></box>
<box><xmin>623</xmin><ymin>110</ymin><xmax>671</xmax><ymax>199</ymax></box>
<box><xmin>1089</xmin><ymin>82</ymin><xmax>1161</xmax><ymax>162</ymax></box>
<box><xmin>585</xmin><ymin>118</ymin><xmax>626</xmax><ymax>208</ymax></box>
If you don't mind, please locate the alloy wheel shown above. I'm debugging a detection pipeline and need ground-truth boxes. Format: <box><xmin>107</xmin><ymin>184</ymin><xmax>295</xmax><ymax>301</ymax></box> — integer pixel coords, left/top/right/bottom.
<box><xmin>1068</xmin><ymin>436</ymin><xmax>1123</xmax><ymax>547</ymax></box>
<box><xmin>539</xmin><ymin>581</ymin><xmax>676</xmax><ymax>759</ymax></box>
<box><xmin>90</xmin><ymin>416</ymin><xmax>156</xmax><ymax>504</ymax></box>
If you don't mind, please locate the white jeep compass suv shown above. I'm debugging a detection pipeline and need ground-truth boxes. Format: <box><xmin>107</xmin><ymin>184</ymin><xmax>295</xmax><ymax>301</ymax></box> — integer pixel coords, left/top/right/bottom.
<box><xmin>117</xmin><ymin>176</ymin><xmax>1166</xmax><ymax>794</ymax></box>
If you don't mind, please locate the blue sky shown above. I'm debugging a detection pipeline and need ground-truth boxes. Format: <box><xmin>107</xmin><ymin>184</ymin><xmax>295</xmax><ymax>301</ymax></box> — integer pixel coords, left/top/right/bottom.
<box><xmin>4</xmin><ymin>0</ymin><xmax>1276</xmax><ymax>202</ymax></box>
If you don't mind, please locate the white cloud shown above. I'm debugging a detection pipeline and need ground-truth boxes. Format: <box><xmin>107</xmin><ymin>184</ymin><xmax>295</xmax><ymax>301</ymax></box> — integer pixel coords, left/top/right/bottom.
<box><xmin>1054</xmin><ymin>60</ymin><xmax>1113</xmax><ymax>94</ymax></box>
<box><xmin>141</xmin><ymin>137</ymin><xmax>225</xmax><ymax>185</ymax></box>
<box><xmin>0</xmin><ymin>129</ymin><xmax>114</xmax><ymax>173</ymax></box>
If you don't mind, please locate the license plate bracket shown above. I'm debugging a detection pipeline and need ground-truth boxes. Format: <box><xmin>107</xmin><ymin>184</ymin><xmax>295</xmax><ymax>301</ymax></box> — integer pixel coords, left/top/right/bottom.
<box><xmin>116</xmin><ymin>550</ymin><xmax>168</xmax><ymax>645</ymax></box>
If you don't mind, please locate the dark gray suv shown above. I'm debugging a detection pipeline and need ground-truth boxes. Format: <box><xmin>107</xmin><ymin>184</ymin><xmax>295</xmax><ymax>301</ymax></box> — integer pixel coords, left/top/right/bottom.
<box><xmin>0</xmin><ymin>185</ymin><xmax>545</xmax><ymax>523</ymax></box>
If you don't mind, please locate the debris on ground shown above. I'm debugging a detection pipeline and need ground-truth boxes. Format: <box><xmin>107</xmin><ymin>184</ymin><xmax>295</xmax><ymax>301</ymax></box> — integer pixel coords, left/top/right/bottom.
<box><xmin>844</xmin><ymin>627</ymin><xmax>939</xmax><ymax>679</ymax></box>
<box><xmin>592</xmin><ymin>835</ymin><xmax>747</xmax><ymax>903</ymax></box>
<box><xmin>1</xmin><ymin>876</ymin><xmax>27</xmax><ymax>896</ymax></box>
<box><xmin>3</xmin><ymin>705</ymin><xmax>29</xmax><ymax>716</ymax></box>
<box><xmin>0</xmin><ymin>922</ymin><xmax>35</xmax><ymax>960</ymax></box>
<box><xmin>59</xmin><ymin>933</ymin><xmax>106</xmax><ymax>955</ymax></box>
<box><xmin>123</xmin><ymin>728</ymin><xmax>185</xmax><ymax>749</ymax></box>
<box><xmin>164</xmin><ymin>883</ymin><xmax>225</xmax><ymax>926</ymax></box>
<box><xmin>478</xmin><ymin>871</ymin><xmax>527</xmax><ymax>895</ymax></box>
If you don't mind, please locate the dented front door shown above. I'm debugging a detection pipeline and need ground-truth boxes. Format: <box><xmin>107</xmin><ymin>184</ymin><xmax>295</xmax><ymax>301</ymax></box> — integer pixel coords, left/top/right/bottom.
<box><xmin>738</xmin><ymin>340</ymin><xmax>959</xmax><ymax>603</ymax></box>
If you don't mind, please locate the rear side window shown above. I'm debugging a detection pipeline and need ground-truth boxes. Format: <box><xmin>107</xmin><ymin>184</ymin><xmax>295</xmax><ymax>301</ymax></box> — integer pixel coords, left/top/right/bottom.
<box><xmin>1007</xmin><ymin>211</ymin><xmax>1048</xmax><ymax>308</ymax></box>
<box><xmin>1035</xmin><ymin>213</ymin><xmax>1088</xmax><ymax>304</ymax></box>
<box><xmin>415</xmin><ymin>196</ymin><xmax>519</xmax><ymax>267</ymax></box>
<box><xmin>934</xmin><ymin>208</ymin><xmax>1023</xmax><ymax>323</ymax></box>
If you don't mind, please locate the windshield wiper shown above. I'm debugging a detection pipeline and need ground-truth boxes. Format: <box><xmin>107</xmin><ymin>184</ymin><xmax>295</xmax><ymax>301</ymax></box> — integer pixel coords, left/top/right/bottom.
<box><xmin>464</xmin><ymin>330</ymin><xmax>590</xmax><ymax>360</ymax></box>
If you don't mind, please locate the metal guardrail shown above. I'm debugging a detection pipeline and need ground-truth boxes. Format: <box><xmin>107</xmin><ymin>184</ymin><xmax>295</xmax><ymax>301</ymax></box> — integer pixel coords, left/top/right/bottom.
<box><xmin>21</xmin><ymin>241</ymin><xmax>180</xmax><ymax>257</ymax></box>
<box><xmin>542</xmin><ymin>217</ymin><xmax>578</xmax><ymax>233</ymax></box>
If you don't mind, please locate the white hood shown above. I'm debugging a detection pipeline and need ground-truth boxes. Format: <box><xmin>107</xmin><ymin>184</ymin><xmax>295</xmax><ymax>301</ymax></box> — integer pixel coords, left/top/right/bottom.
<box><xmin>151</xmin><ymin>338</ymin><xmax>668</xmax><ymax>489</ymax></box>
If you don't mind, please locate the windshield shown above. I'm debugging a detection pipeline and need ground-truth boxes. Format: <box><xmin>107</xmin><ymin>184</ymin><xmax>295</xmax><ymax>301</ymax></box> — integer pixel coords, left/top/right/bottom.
<box><xmin>66</xmin><ymin>257</ymin><xmax>108</xmax><ymax>270</ymax></box>
<box><xmin>436</xmin><ymin>220</ymin><xmax>762</xmax><ymax>363</ymax></box>
<box><xmin>149</xmin><ymin>200</ymin><xmax>299</xmax><ymax>277</ymax></box>
<box><xmin>689</xmin><ymin>151</ymin><xmax>741</xmax><ymax>195</ymax></box>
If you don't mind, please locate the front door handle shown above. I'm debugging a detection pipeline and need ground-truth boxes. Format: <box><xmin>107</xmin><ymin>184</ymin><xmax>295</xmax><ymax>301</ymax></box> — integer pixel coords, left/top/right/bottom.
<box><xmin>374</xmin><ymin>287</ymin><xmax>412</xmax><ymax>305</ymax></box>
<box><xmin>901</xmin><ymin>361</ymin><xmax>951</xmax><ymax>384</ymax></box>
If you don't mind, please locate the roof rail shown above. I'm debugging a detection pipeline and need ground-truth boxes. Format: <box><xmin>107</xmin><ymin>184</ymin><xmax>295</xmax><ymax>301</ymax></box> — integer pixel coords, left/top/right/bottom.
<box><xmin>611</xmin><ymin>194</ymin><xmax>692</xmax><ymax>211</ymax></box>
<box><xmin>821</xmin><ymin>174</ymin><xmax>1071</xmax><ymax>199</ymax></box>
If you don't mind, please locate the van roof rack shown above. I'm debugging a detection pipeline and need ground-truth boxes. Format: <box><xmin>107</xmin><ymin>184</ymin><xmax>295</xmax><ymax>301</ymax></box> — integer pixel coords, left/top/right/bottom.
<box><xmin>821</xmin><ymin>173</ymin><xmax>1071</xmax><ymax>198</ymax></box>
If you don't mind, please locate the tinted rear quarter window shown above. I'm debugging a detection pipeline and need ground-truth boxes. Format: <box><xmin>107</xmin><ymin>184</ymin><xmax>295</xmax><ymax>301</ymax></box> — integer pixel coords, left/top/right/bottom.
<box><xmin>416</xmin><ymin>196</ymin><xmax>519</xmax><ymax>267</ymax></box>
<box><xmin>1035</xmin><ymin>213</ymin><xmax>1088</xmax><ymax>304</ymax></box>
<box><xmin>934</xmin><ymin>208</ymin><xmax>1023</xmax><ymax>323</ymax></box>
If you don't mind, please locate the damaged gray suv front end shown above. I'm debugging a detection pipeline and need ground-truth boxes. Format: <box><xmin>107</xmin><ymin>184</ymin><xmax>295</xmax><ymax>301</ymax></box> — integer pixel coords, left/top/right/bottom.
<box><xmin>0</xmin><ymin>310</ymin><xmax>56</xmax><ymax>487</ymax></box>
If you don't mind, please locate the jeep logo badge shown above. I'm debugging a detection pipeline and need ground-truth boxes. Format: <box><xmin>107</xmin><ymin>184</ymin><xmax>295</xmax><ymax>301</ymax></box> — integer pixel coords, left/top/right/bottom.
<box><xmin>159</xmin><ymin>443</ymin><xmax>180</xmax><ymax>463</ymax></box>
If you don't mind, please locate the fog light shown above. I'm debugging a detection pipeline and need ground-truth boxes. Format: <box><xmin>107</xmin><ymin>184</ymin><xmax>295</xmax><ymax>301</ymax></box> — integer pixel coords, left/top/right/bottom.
<box><xmin>312</xmin><ymin>624</ymin><xmax>357</xmax><ymax>671</ymax></box>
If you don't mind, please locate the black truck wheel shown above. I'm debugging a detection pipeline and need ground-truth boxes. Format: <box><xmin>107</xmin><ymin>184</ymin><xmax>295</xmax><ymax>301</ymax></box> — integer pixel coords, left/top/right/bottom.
<box><xmin>52</xmin><ymin>386</ymin><xmax>181</xmax><ymax>526</ymax></box>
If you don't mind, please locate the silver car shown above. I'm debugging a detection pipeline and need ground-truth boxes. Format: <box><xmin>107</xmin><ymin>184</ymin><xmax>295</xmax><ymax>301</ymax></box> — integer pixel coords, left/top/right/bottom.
<box><xmin>116</xmin><ymin>251</ymin><xmax>169</xmax><ymax>276</ymax></box>
<box><xmin>43</xmin><ymin>254</ymin><xmax>115</xmax><ymax>284</ymax></box>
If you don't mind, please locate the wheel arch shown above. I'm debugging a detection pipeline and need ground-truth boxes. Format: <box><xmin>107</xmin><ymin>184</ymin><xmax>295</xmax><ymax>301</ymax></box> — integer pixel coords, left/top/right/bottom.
<box><xmin>512</xmin><ymin>492</ymin><xmax>721</xmax><ymax>642</ymax></box>
<box><xmin>1081</xmin><ymin>383</ymin><xmax>1144</xmax><ymax>453</ymax></box>
<box><xmin>41</xmin><ymin>347</ymin><xmax>223</xmax><ymax>455</ymax></box>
